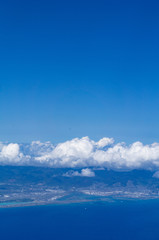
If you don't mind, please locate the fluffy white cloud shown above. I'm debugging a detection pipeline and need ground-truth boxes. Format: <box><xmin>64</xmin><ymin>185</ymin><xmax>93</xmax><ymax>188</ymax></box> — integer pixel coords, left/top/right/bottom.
<box><xmin>64</xmin><ymin>168</ymin><xmax>95</xmax><ymax>177</ymax></box>
<box><xmin>35</xmin><ymin>137</ymin><xmax>94</xmax><ymax>167</ymax></box>
<box><xmin>96</xmin><ymin>137</ymin><xmax>114</xmax><ymax>148</ymax></box>
<box><xmin>1</xmin><ymin>137</ymin><xmax>159</xmax><ymax>170</ymax></box>
<box><xmin>0</xmin><ymin>143</ymin><xmax>22</xmax><ymax>163</ymax></box>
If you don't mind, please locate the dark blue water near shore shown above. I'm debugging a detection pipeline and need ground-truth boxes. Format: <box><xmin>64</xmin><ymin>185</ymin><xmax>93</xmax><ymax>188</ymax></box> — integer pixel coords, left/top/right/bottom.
<box><xmin>1</xmin><ymin>200</ymin><xmax>159</xmax><ymax>240</ymax></box>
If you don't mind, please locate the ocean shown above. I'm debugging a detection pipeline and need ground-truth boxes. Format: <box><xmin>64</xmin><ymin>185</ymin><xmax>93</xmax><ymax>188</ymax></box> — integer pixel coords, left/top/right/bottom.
<box><xmin>0</xmin><ymin>200</ymin><xmax>159</xmax><ymax>240</ymax></box>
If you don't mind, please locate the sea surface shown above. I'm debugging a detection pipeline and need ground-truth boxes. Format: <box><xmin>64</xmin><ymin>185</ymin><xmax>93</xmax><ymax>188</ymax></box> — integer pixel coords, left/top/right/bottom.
<box><xmin>0</xmin><ymin>200</ymin><xmax>159</xmax><ymax>240</ymax></box>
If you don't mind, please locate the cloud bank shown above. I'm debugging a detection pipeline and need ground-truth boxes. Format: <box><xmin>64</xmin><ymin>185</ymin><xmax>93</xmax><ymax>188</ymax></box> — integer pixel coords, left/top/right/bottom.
<box><xmin>1</xmin><ymin>137</ymin><xmax>159</xmax><ymax>170</ymax></box>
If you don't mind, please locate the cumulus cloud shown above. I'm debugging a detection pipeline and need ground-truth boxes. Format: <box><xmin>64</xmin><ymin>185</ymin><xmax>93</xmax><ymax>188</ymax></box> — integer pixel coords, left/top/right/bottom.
<box><xmin>96</xmin><ymin>137</ymin><xmax>114</xmax><ymax>148</ymax></box>
<box><xmin>0</xmin><ymin>143</ymin><xmax>22</xmax><ymax>163</ymax></box>
<box><xmin>1</xmin><ymin>137</ymin><xmax>159</xmax><ymax>170</ymax></box>
<box><xmin>1</xmin><ymin>143</ymin><xmax>19</xmax><ymax>159</ymax></box>
<box><xmin>63</xmin><ymin>168</ymin><xmax>95</xmax><ymax>177</ymax></box>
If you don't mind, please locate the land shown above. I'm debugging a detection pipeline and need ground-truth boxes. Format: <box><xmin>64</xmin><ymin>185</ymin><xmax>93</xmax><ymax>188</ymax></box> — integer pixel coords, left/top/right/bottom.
<box><xmin>0</xmin><ymin>166</ymin><xmax>159</xmax><ymax>207</ymax></box>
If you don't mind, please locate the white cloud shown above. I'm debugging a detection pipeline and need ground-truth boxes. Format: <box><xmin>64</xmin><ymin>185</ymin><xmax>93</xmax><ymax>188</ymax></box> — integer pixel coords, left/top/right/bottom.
<box><xmin>80</xmin><ymin>168</ymin><xmax>95</xmax><ymax>177</ymax></box>
<box><xmin>0</xmin><ymin>143</ymin><xmax>22</xmax><ymax>163</ymax></box>
<box><xmin>64</xmin><ymin>168</ymin><xmax>95</xmax><ymax>177</ymax></box>
<box><xmin>1</xmin><ymin>137</ymin><xmax>159</xmax><ymax>170</ymax></box>
<box><xmin>35</xmin><ymin>137</ymin><xmax>94</xmax><ymax>167</ymax></box>
<box><xmin>1</xmin><ymin>143</ymin><xmax>19</xmax><ymax>159</ymax></box>
<box><xmin>96</xmin><ymin>137</ymin><xmax>114</xmax><ymax>148</ymax></box>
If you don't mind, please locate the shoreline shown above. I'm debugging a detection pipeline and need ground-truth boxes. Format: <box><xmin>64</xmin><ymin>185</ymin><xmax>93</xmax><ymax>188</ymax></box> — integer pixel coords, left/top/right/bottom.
<box><xmin>1</xmin><ymin>196</ymin><xmax>159</xmax><ymax>209</ymax></box>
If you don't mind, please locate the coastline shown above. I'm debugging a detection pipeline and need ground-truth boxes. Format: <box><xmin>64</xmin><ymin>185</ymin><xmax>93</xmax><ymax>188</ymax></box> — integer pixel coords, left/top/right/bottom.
<box><xmin>1</xmin><ymin>196</ymin><xmax>159</xmax><ymax>209</ymax></box>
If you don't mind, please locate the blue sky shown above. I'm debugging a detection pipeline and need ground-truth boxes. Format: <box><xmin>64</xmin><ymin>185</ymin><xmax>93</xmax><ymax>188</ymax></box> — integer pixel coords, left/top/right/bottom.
<box><xmin>0</xmin><ymin>0</ymin><xmax>159</xmax><ymax>144</ymax></box>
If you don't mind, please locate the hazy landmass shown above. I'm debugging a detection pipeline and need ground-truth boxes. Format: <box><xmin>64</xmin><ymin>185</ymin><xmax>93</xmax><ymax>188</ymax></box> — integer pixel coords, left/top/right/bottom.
<box><xmin>0</xmin><ymin>166</ymin><xmax>159</xmax><ymax>208</ymax></box>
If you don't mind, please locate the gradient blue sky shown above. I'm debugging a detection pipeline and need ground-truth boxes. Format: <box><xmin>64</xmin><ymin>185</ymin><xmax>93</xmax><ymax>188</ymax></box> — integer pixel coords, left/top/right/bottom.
<box><xmin>0</xmin><ymin>0</ymin><xmax>159</xmax><ymax>143</ymax></box>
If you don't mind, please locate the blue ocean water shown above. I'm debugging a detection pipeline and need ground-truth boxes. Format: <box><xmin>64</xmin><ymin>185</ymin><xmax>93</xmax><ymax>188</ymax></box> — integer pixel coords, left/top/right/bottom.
<box><xmin>0</xmin><ymin>200</ymin><xmax>159</xmax><ymax>240</ymax></box>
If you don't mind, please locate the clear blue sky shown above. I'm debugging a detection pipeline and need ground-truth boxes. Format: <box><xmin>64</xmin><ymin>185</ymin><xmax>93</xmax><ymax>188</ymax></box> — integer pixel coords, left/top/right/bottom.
<box><xmin>0</xmin><ymin>0</ymin><xmax>159</xmax><ymax>143</ymax></box>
